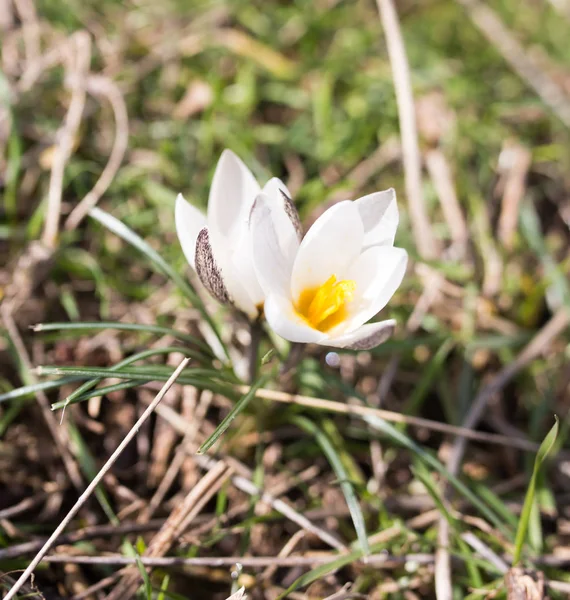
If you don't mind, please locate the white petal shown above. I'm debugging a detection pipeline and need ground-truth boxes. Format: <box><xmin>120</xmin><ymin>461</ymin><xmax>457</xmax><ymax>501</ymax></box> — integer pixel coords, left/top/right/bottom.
<box><xmin>175</xmin><ymin>193</ymin><xmax>207</xmax><ymax>270</ymax></box>
<box><xmin>290</xmin><ymin>201</ymin><xmax>364</xmax><ymax>301</ymax></box>
<box><xmin>336</xmin><ymin>246</ymin><xmax>407</xmax><ymax>333</ymax></box>
<box><xmin>261</xmin><ymin>178</ymin><xmax>303</xmax><ymax>240</ymax></box>
<box><xmin>264</xmin><ymin>294</ymin><xmax>328</xmax><ymax>344</ymax></box>
<box><xmin>250</xmin><ymin>190</ymin><xmax>300</xmax><ymax>297</ymax></box>
<box><xmin>324</xmin><ymin>320</ymin><xmax>396</xmax><ymax>350</ymax></box>
<box><xmin>229</xmin><ymin>226</ymin><xmax>265</xmax><ymax>307</ymax></box>
<box><xmin>355</xmin><ymin>189</ymin><xmax>399</xmax><ymax>249</ymax></box>
<box><xmin>207</xmin><ymin>149</ymin><xmax>260</xmax><ymax>241</ymax></box>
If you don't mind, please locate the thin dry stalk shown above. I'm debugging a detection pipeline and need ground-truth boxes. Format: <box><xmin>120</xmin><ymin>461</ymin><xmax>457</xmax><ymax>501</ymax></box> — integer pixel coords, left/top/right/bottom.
<box><xmin>41</xmin><ymin>31</ymin><xmax>91</xmax><ymax>249</ymax></box>
<box><xmin>65</xmin><ymin>74</ymin><xmax>129</xmax><ymax>230</ymax></box>
<box><xmin>497</xmin><ymin>142</ymin><xmax>532</xmax><ymax>250</ymax></box>
<box><xmin>461</xmin><ymin>532</ymin><xmax>508</xmax><ymax>574</ymax></box>
<box><xmin>457</xmin><ymin>0</ymin><xmax>570</xmax><ymax>127</ymax></box>
<box><xmin>236</xmin><ymin>386</ymin><xmax>539</xmax><ymax>452</ymax></box>
<box><xmin>435</xmin><ymin>518</ymin><xmax>453</xmax><ymax>600</ymax></box>
<box><xmin>376</xmin><ymin>0</ymin><xmax>438</xmax><ymax>260</ymax></box>
<box><xmin>12</xmin><ymin>0</ymin><xmax>40</xmax><ymax>69</ymax></box>
<box><xmin>425</xmin><ymin>149</ymin><xmax>468</xmax><ymax>257</ymax></box>
<box><xmin>2</xmin><ymin>358</ymin><xmax>190</xmax><ymax>600</ymax></box>
<box><xmin>260</xmin><ymin>530</ymin><xmax>306</xmax><ymax>582</ymax></box>
<box><xmin>41</xmin><ymin>553</ymin><xmax>433</xmax><ymax>568</ymax></box>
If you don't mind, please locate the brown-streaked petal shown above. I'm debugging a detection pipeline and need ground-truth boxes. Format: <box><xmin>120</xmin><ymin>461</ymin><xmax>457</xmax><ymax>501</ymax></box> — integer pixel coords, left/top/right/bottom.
<box><xmin>194</xmin><ymin>227</ymin><xmax>231</xmax><ymax>305</ymax></box>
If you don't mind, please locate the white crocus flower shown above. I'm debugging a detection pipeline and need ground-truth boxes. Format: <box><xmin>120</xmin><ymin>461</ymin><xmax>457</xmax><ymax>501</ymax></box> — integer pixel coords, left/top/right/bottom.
<box><xmin>249</xmin><ymin>189</ymin><xmax>407</xmax><ymax>350</ymax></box>
<box><xmin>175</xmin><ymin>149</ymin><xmax>294</xmax><ymax>320</ymax></box>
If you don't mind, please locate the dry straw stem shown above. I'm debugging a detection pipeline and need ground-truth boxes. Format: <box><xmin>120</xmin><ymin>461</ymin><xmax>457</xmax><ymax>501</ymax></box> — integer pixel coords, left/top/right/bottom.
<box><xmin>497</xmin><ymin>142</ymin><xmax>532</xmax><ymax>250</ymax></box>
<box><xmin>457</xmin><ymin>0</ymin><xmax>570</xmax><ymax>128</ymax></box>
<box><xmin>237</xmin><ymin>386</ymin><xmax>540</xmax><ymax>452</ymax></box>
<box><xmin>65</xmin><ymin>74</ymin><xmax>129</xmax><ymax>230</ymax></box>
<box><xmin>2</xmin><ymin>357</ymin><xmax>190</xmax><ymax>600</ymax></box>
<box><xmin>41</xmin><ymin>31</ymin><xmax>91</xmax><ymax>250</ymax></box>
<box><xmin>376</xmin><ymin>0</ymin><xmax>439</xmax><ymax>260</ymax></box>
<box><xmin>425</xmin><ymin>149</ymin><xmax>469</xmax><ymax>258</ymax></box>
<box><xmin>40</xmin><ymin>553</ymin><xmax>433</xmax><ymax>568</ymax></box>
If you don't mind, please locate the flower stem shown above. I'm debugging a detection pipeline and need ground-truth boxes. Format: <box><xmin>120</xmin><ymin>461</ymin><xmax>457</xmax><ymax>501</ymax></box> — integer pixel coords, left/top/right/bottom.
<box><xmin>247</xmin><ymin>320</ymin><xmax>263</xmax><ymax>383</ymax></box>
<box><xmin>280</xmin><ymin>342</ymin><xmax>304</xmax><ymax>377</ymax></box>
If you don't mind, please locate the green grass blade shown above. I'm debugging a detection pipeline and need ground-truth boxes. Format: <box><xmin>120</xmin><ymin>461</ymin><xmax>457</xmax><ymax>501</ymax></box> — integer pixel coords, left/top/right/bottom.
<box><xmin>0</xmin><ymin>377</ymin><xmax>85</xmax><ymax>405</ymax></box>
<box><xmin>197</xmin><ymin>375</ymin><xmax>268</xmax><ymax>454</ymax></box>
<box><xmin>512</xmin><ymin>416</ymin><xmax>559</xmax><ymax>565</ymax></box>
<box><xmin>293</xmin><ymin>415</ymin><xmax>370</xmax><ymax>556</ymax></box>
<box><xmin>33</xmin><ymin>321</ymin><xmax>213</xmax><ymax>355</ymax></box>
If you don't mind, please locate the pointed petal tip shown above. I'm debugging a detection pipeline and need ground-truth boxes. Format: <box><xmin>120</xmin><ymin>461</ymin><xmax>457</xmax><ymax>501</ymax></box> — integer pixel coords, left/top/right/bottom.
<box><xmin>323</xmin><ymin>319</ymin><xmax>396</xmax><ymax>351</ymax></box>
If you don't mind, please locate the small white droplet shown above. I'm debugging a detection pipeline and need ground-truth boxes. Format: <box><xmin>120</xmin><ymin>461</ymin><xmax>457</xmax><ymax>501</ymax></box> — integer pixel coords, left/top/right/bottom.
<box><xmin>326</xmin><ymin>352</ymin><xmax>340</xmax><ymax>367</ymax></box>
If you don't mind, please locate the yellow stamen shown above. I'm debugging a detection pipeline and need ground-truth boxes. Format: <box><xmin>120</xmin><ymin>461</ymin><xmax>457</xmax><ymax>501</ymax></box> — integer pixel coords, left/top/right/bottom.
<box><xmin>296</xmin><ymin>275</ymin><xmax>356</xmax><ymax>332</ymax></box>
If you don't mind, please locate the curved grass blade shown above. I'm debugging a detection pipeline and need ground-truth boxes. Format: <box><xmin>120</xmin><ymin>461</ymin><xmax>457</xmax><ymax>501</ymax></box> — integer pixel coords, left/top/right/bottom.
<box><xmin>512</xmin><ymin>416</ymin><xmax>559</xmax><ymax>565</ymax></box>
<box><xmin>88</xmin><ymin>207</ymin><xmax>226</xmax><ymax>355</ymax></box>
<box><xmin>33</xmin><ymin>321</ymin><xmax>213</xmax><ymax>356</ymax></box>
<box><xmin>278</xmin><ymin>541</ymin><xmax>396</xmax><ymax>599</ymax></box>
<box><xmin>293</xmin><ymin>415</ymin><xmax>370</xmax><ymax>556</ymax></box>
<box><xmin>197</xmin><ymin>375</ymin><xmax>268</xmax><ymax>455</ymax></box>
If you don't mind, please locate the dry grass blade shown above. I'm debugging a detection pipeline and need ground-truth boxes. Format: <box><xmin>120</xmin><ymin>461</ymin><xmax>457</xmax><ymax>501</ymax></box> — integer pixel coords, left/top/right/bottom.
<box><xmin>65</xmin><ymin>74</ymin><xmax>129</xmax><ymax>230</ymax></box>
<box><xmin>41</xmin><ymin>31</ymin><xmax>91</xmax><ymax>250</ymax></box>
<box><xmin>497</xmin><ymin>141</ymin><xmax>532</xmax><ymax>250</ymax></box>
<box><xmin>238</xmin><ymin>386</ymin><xmax>540</xmax><ymax>451</ymax></box>
<box><xmin>376</xmin><ymin>0</ymin><xmax>439</xmax><ymax>260</ymax></box>
<box><xmin>2</xmin><ymin>358</ymin><xmax>191</xmax><ymax>600</ymax></box>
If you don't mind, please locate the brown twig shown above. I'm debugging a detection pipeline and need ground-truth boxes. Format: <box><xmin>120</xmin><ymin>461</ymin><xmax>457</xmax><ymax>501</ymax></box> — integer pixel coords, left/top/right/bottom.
<box><xmin>2</xmin><ymin>358</ymin><xmax>191</xmax><ymax>600</ymax></box>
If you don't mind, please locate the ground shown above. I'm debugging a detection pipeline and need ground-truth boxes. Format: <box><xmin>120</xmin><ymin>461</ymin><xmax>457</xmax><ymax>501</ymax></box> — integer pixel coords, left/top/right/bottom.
<box><xmin>1</xmin><ymin>0</ymin><xmax>570</xmax><ymax>598</ymax></box>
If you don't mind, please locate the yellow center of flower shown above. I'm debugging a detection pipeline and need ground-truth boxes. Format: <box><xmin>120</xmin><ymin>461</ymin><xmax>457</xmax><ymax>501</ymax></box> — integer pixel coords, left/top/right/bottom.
<box><xmin>296</xmin><ymin>275</ymin><xmax>356</xmax><ymax>332</ymax></box>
